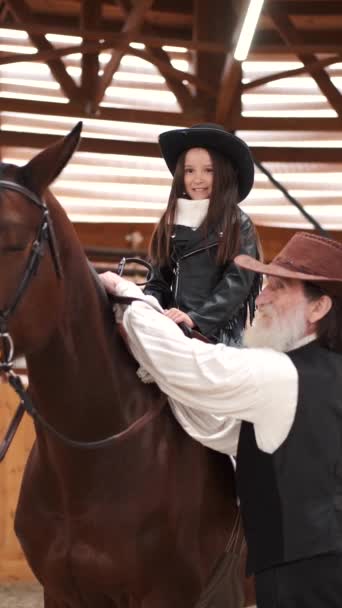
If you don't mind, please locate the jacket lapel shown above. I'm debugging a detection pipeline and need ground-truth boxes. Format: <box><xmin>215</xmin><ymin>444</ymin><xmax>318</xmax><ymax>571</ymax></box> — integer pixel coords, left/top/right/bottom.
<box><xmin>172</xmin><ymin>225</ymin><xmax>220</xmax><ymax>258</ymax></box>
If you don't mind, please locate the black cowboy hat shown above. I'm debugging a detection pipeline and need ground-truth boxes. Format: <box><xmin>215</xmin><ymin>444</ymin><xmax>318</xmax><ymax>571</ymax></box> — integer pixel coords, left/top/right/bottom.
<box><xmin>158</xmin><ymin>123</ymin><xmax>255</xmax><ymax>202</ymax></box>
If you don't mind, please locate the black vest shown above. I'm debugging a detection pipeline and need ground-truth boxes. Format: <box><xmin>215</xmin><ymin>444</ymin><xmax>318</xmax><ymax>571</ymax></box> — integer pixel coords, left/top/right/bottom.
<box><xmin>236</xmin><ymin>341</ymin><xmax>342</xmax><ymax>575</ymax></box>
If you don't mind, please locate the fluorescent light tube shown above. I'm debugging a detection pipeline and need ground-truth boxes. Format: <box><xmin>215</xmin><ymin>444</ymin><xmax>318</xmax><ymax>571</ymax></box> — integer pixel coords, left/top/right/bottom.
<box><xmin>234</xmin><ymin>0</ymin><xmax>265</xmax><ymax>62</ymax></box>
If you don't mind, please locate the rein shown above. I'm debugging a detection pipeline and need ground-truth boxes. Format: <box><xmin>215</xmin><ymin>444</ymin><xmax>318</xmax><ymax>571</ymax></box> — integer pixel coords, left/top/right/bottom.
<box><xmin>0</xmin><ymin>290</ymin><xmax>206</xmax><ymax>460</ymax></box>
<box><xmin>0</xmin><ymin>370</ymin><xmax>165</xmax><ymax>461</ymax></box>
<box><xmin>0</xmin><ymin>293</ymin><xmax>166</xmax><ymax>461</ymax></box>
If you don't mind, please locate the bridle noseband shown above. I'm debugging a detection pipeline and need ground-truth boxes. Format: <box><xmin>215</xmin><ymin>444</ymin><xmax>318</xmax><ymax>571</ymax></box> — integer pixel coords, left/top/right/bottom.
<box><xmin>0</xmin><ymin>179</ymin><xmax>63</xmax><ymax>373</ymax></box>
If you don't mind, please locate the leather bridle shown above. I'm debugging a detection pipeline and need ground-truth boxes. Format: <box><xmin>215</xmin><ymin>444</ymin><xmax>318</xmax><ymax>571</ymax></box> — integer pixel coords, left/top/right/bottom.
<box><xmin>0</xmin><ymin>179</ymin><xmax>164</xmax><ymax>460</ymax></box>
<box><xmin>0</xmin><ymin>179</ymin><xmax>63</xmax><ymax>373</ymax></box>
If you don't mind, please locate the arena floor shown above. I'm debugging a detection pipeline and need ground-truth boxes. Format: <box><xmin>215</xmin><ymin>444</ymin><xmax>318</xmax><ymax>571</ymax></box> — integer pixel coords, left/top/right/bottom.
<box><xmin>0</xmin><ymin>583</ymin><xmax>43</xmax><ymax>608</ymax></box>
<box><xmin>0</xmin><ymin>583</ymin><xmax>256</xmax><ymax>607</ymax></box>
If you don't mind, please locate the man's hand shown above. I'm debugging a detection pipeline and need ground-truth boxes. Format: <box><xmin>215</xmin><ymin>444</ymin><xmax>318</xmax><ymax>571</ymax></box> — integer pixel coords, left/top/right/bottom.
<box><xmin>99</xmin><ymin>271</ymin><xmax>129</xmax><ymax>295</ymax></box>
<box><xmin>164</xmin><ymin>308</ymin><xmax>195</xmax><ymax>328</ymax></box>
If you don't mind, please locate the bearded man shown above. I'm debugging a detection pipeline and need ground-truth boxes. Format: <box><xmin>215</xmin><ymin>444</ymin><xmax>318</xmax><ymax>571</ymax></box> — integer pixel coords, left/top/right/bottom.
<box><xmin>100</xmin><ymin>232</ymin><xmax>342</xmax><ymax>608</ymax></box>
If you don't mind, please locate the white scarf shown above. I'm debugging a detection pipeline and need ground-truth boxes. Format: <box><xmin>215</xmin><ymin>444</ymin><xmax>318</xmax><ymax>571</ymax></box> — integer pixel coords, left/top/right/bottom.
<box><xmin>173</xmin><ymin>197</ymin><xmax>210</xmax><ymax>229</ymax></box>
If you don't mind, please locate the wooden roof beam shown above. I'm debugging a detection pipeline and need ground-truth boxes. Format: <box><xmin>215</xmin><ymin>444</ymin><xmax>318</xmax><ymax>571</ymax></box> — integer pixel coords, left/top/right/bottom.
<box><xmin>194</xmin><ymin>0</ymin><xmax>235</xmax><ymax>118</ymax></box>
<box><xmin>94</xmin><ymin>0</ymin><xmax>155</xmax><ymax>109</ymax></box>
<box><xmin>5</xmin><ymin>96</ymin><xmax>342</xmax><ymax>131</ymax></box>
<box><xmin>243</xmin><ymin>54</ymin><xmax>342</xmax><ymax>91</ymax></box>
<box><xmin>10</xmin><ymin>0</ymin><xmax>192</xmax><ymax>27</ymax></box>
<box><xmin>0</xmin><ymin>130</ymin><xmax>160</xmax><ymax>156</ymax></box>
<box><xmin>117</xmin><ymin>0</ymin><xmax>195</xmax><ymax>113</ymax></box>
<box><xmin>4</xmin><ymin>0</ymin><xmax>80</xmax><ymax>102</ymax></box>
<box><xmin>80</xmin><ymin>0</ymin><xmax>101</xmax><ymax>114</ymax></box>
<box><xmin>268</xmin><ymin>8</ymin><xmax>342</xmax><ymax>117</ymax></box>
<box><xmin>251</xmin><ymin>26</ymin><xmax>342</xmax><ymax>55</ymax></box>
<box><xmin>2</xmin><ymin>129</ymin><xmax>342</xmax><ymax>163</ymax></box>
<box><xmin>269</xmin><ymin>2</ymin><xmax>342</xmax><ymax>16</ymax></box>
<box><xmin>0</xmin><ymin>42</ymin><xmax>215</xmax><ymax>99</ymax></box>
<box><xmin>215</xmin><ymin>56</ymin><xmax>242</xmax><ymax>125</ymax></box>
<box><xmin>0</xmin><ymin>21</ymin><xmax>229</xmax><ymax>53</ymax></box>
<box><xmin>215</xmin><ymin>0</ymin><xmax>250</xmax><ymax>125</ymax></box>
<box><xmin>142</xmin><ymin>46</ymin><xmax>196</xmax><ymax>112</ymax></box>
<box><xmin>102</xmin><ymin>2</ymin><xmax>193</xmax><ymax>28</ymax></box>
<box><xmin>0</xmin><ymin>97</ymin><xmax>198</xmax><ymax>126</ymax></box>
<box><xmin>238</xmin><ymin>116</ymin><xmax>342</xmax><ymax>131</ymax></box>
<box><xmin>0</xmin><ymin>1</ymin><xmax>10</xmax><ymax>20</ymax></box>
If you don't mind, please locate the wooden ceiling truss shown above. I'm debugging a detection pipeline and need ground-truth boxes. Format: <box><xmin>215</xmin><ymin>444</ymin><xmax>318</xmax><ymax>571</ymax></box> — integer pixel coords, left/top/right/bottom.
<box><xmin>1</xmin><ymin>0</ymin><xmax>342</xmax><ymax>241</ymax></box>
<box><xmin>0</xmin><ymin>1</ymin><xmax>341</xmax><ymax>153</ymax></box>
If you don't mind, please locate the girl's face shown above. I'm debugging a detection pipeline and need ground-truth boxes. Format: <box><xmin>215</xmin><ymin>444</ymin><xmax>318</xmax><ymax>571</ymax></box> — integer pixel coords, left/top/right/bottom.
<box><xmin>183</xmin><ymin>148</ymin><xmax>214</xmax><ymax>200</ymax></box>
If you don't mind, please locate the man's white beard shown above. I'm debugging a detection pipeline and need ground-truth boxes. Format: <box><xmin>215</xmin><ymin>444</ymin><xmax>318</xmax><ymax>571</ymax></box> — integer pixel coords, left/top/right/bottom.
<box><xmin>243</xmin><ymin>302</ymin><xmax>308</xmax><ymax>352</ymax></box>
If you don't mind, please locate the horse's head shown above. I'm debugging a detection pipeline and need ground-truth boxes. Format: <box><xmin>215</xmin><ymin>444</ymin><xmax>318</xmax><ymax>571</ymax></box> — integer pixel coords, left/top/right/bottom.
<box><xmin>0</xmin><ymin>123</ymin><xmax>82</xmax><ymax>368</ymax></box>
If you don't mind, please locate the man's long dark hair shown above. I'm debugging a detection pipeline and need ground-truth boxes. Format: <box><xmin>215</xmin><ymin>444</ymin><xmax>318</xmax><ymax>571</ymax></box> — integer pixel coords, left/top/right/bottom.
<box><xmin>304</xmin><ymin>282</ymin><xmax>342</xmax><ymax>353</ymax></box>
<box><xmin>149</xmin><ymin>148</ymin><xmax>241</xmax><ymax>266</ymax></box>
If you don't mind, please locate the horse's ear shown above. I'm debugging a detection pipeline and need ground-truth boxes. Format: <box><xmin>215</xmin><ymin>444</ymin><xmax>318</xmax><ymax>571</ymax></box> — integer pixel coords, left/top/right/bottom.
<box><xmin>18</xmin><ymin>122</ymin><xmax>82</xmax><ymax>195</ymax></box>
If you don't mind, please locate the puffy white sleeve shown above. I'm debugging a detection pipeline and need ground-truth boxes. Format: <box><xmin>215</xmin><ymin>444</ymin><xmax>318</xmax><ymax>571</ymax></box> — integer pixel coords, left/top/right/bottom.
<box><xmin>115</xmin><ymin>281</ymin><xmax>299</xmax><ymax>455</ymax></box>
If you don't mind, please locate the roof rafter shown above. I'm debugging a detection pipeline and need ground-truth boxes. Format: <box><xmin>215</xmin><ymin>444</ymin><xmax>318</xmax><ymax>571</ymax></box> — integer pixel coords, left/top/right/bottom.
<box><xmin>4</xmin><ymin>97</ymin><xmax>342</xmax><ymax>132</ymax></box>
<box><xmin>94</xmin><ymin>0</ymin><xmax>155</xmax><ymax>109</ymax></box>
<box><xmin>0</xmin><ymin>97</ymin><xmax>199</xmax><ymax>126</ymax></box>
<box><xmin>0</xmin><ymin>21</ymin><xmax>229</xmax><ymax>53</ymax></box>
<box><xmin>267</xmin><ymin>7</ymin><xmax>342</xmax><ymax>116</ymax></box>
<box><xmin>80</xmin><ymin>0</ymin><xmax>101</xmax><ymax>113</ymax></box>
<box><xmin>117</xmin><ymin>0</ymin><xmax>195</xmax><ymax>113</ymax></box>
<box><xmin>215</xmin><ymin>0</ymin><xmax>249</xmax><ymax>125</ymax></box>
<box><xmin>252</xmin><ymin>24</ymin><xmax>342</xmax><ymax>55</ymax></box>
<box><xmin>1</xmin><ymin>129</ymin><xmax>341</xmax><ymax>163</ymax></box>
<box><xmin>194</xmin><ymin>0</ymin><xmax>234</xmax><ymax>117</ymax></box>
<box><xmin>243</xmin><ymin>54</ymin><xmax>342</xmax><ymax>91</ymax></box>
<box><xmin>215</xmin><ymin>57</ymin><xmax>242</xmax><ymax>125</ymax></box>
<box><xmin>129</xmin><ymin>47</ymin><xmax>213</xmax><ymax>100</ymax></box>
<box><xmin>4</xmin><ymin>0</ymin><xmax>80</xmax><ymax>101</ymax></box>
<box><xmin>0</xmin><ymin>42</ymin><xmax>215</xmax><ymax>100</ymax></box>
<box><xmin>239</xmin><ymin>116</ymin><xmax>342</xmax><ymax>131</ymax></box>
<box><xmin>0</xmin><ymin>0</ymin><xmax>10</xmax><ymax>20</ymax></box>
<box><xmin>269</xmin><ymin>1</ymin><xmax>342</xmax><ymax>17</ymax></box>
<box><xmin>100</xmin><ymin>2</ymin><xmax>194</xmax><ymax>28</ymax></box>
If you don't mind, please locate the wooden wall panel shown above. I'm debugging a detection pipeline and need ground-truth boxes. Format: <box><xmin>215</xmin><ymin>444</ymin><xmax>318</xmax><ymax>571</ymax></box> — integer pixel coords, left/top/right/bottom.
<box><xmin>256</xmin><ymin>226</ymin><xmax>342</xmax><ymax>261</ymax></box>
<box><xmin>73</xmin><ymin>222</ymin><xmax>155</xmax><ymax>252</ymax></box>
<box><xmin>74</xmin><ymin>222</ymin><xmax>342</xmax><ymax>262</ymax></box>
<box><xmin>0</xmin><ymin>385</ymin><xmax>36</xmax><ymax>582</ymax></box>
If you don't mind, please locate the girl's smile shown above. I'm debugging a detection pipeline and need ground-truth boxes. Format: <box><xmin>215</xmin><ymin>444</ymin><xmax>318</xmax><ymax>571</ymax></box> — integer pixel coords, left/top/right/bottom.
<box><xmin>184</xmin><ymin>148</ymin><xmax>214</xmax><ymax>200</ymax></box>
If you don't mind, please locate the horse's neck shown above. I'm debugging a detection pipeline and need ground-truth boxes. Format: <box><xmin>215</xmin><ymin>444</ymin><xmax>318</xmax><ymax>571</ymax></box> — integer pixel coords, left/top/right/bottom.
<box><xmin>26</xmin><ymin>257</ymin><xmax>148</xmax><ymax>440</ymax></box>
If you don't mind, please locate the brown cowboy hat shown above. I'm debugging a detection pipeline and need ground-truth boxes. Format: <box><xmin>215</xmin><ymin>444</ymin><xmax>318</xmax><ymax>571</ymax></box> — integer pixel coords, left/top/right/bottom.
<box><xmin>235</xmin><ymin>232</ymin><xmax>342</xmax><ymax>295</ymax></box>
<box><xmin>158</xmin><ymin>123</ymin><xmax>254</xmax><ymax>202</ymax></box>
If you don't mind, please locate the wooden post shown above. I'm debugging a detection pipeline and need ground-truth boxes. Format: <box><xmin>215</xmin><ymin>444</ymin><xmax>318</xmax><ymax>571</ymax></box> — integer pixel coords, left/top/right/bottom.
<box><xmin>0</xmin><ymin>384</ymin><xmax>35</xmax><ymax>582</ymax></box>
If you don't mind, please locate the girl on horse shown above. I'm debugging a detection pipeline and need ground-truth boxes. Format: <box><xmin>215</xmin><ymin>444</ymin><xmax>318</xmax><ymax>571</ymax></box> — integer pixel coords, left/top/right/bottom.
<box><xmin>143</xmin><ymin>122</ymin><xmax>261</xmax><ymax>345</ymax></box>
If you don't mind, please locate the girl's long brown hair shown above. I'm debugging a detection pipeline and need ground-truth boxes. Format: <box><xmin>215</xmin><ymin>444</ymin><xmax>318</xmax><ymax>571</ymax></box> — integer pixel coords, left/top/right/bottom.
<box><xmin>149</xmin><ymin>148</ymin><xmax>242</xmax><ymax>266</ymax></box>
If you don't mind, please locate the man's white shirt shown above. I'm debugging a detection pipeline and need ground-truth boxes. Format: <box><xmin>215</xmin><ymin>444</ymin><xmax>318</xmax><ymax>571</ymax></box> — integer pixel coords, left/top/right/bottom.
<box><xmin>114</xmin><ymin>279</ymin><xmax>313</xmax><ymax>456</ymax></box>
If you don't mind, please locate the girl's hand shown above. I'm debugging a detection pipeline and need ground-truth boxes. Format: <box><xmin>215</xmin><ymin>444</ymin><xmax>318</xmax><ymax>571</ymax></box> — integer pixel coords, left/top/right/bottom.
<box><xmin>164</xmin><ymin>308</ymin><xmax>195</xmax><ymax>328</ymax></box>
<box><xmin>99</xmin><ymin>271</ymin><xmax>128</xmax><ymax>295</ymax></box>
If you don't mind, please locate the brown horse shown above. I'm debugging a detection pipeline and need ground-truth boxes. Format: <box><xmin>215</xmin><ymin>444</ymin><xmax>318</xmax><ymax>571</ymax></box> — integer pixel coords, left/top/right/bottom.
<box><xmin>0</xmin><ymin>124</ymin><xmax>254</xmax><ymax>607</ymax></box>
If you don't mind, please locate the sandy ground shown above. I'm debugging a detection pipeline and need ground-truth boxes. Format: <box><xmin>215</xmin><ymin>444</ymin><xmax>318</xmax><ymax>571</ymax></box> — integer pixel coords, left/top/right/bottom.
<box><xmin>0</xmin><ymin>583</ymin><xmax>256</xmax><ymax>607</ymax></box>
<box><xmin>0</xmin><ymin>583</ymin><xmax>43</xmax><ymax>608</ymax></box>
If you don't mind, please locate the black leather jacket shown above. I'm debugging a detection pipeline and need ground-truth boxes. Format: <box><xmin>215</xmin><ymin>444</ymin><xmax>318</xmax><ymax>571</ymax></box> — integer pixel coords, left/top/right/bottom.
<box><xmin>144</xmin><ymin>209</ymin><xmax>261</xmax><ymax>345</ymax></box>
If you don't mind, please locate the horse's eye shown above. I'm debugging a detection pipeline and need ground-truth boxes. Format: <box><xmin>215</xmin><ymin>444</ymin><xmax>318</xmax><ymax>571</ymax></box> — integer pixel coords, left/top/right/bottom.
<box><xmin>1</xmin><ymin>244</ymin><xmax>27</xmax><ymax>253</ymax></box>
<box><xmin>0</xmin><ymin>225</ymin><xmax>31</xmax><ymax>252</ymax></box>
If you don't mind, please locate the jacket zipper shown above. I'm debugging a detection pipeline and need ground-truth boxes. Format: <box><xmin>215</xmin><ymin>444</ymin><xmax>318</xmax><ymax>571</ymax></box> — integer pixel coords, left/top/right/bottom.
<box><xmin>174</xmin><ymin>262</ymin><xmax>180</xmax><ymax>306</ymax></box>
<box><xmin>173</xmin><ymin>242</ymin><xmax>218</xmax><ymax>305</ymax></box>
<box><xmin>179</xmin><ymin>242</ymin><xmax>218</xmax><ymax>260</ymax></box>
